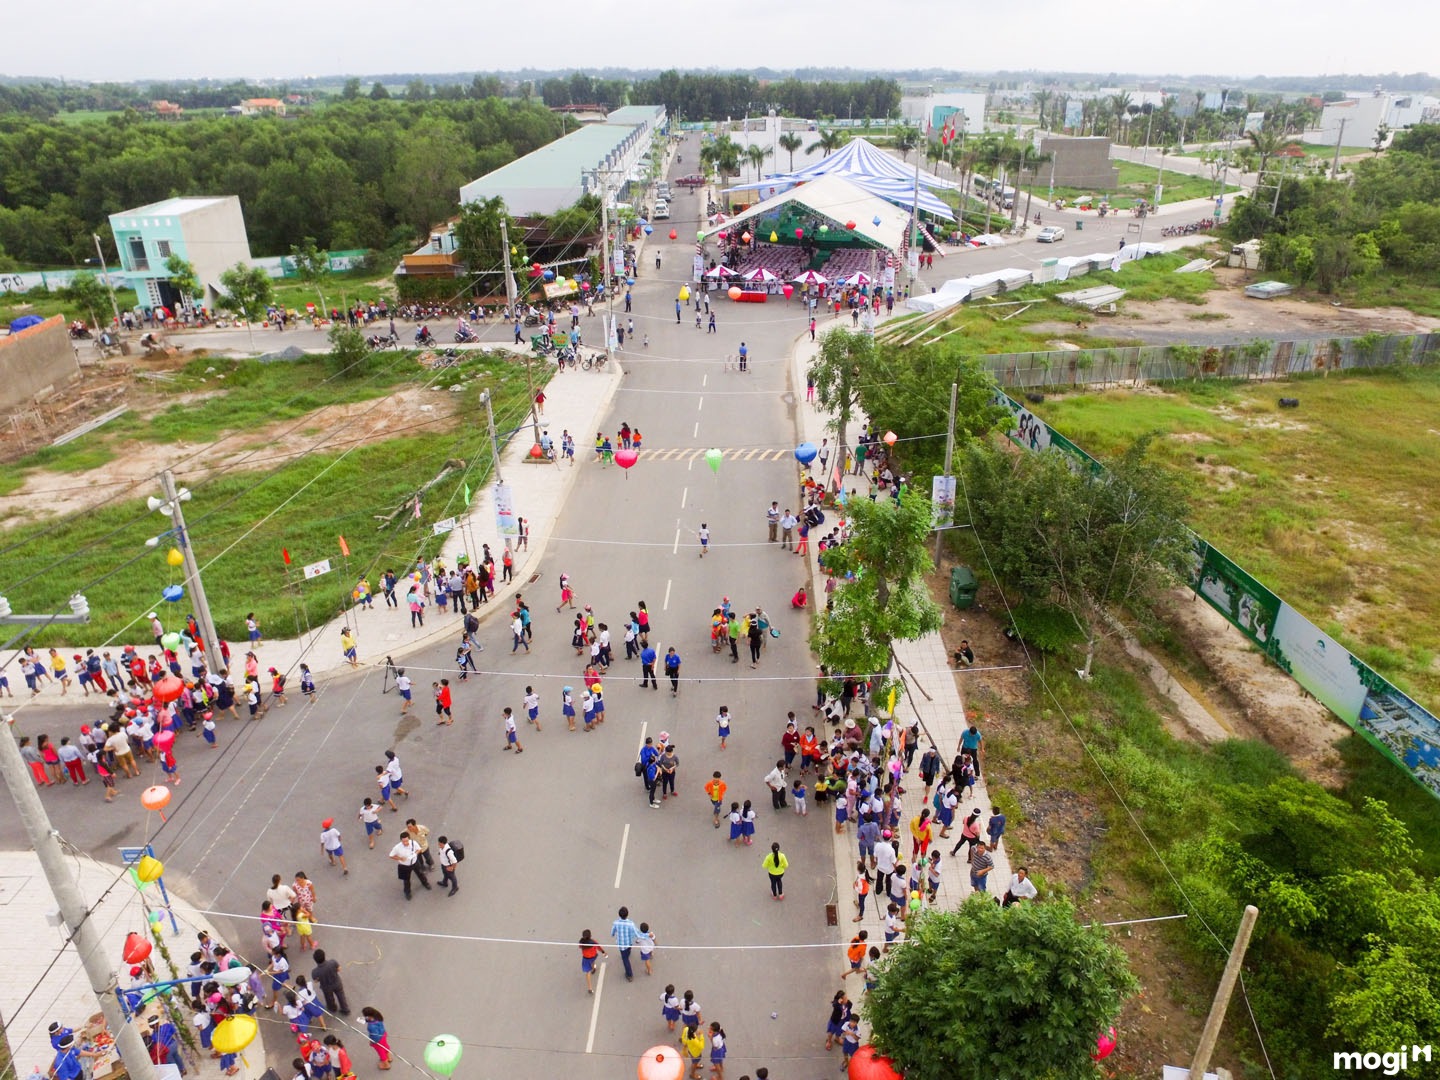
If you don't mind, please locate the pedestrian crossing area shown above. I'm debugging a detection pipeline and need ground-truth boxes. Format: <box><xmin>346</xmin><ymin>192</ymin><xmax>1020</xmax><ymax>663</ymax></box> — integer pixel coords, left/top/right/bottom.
<box><xmin>615</xmin><ymin>447</ymin><xmax>796</xmax><ymax>462</ymax></box>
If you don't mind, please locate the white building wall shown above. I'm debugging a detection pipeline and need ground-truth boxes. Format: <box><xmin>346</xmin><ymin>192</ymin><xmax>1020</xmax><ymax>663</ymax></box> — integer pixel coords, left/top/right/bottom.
<box><xmin>179</xmin><ymin>197</ymin><xmax>253</xmax><ymax>291</ymax></box>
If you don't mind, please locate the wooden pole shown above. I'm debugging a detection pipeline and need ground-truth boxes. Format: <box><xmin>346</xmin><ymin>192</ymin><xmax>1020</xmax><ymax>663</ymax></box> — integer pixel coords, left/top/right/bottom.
<box><xmin>1189</xmin><ymin>904</ymin><xmax>1259</xmax><ymax>1078</ymax></box>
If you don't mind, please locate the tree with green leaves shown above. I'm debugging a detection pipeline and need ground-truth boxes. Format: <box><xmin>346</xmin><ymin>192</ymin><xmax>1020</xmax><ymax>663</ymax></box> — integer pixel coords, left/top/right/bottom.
<box><xmin>891</xmin><ymin>123</ymin><xmax>922</xmax><ymax>161</ymax></box>
<box><xmin>865</xmin><ymin>899</ymin><xmax>1138</xmax><ymax>1080</ymax></box>
<box><xmin>326</xmin><ymin>324</ymin><xmax>370</xmax><ymax>378</ymax></box>
<box><xmin>807</xmin><ymin>329</ymin><xmax>874</xmax><ymax>492</ymax></box>
<box><xmin>807</xmin><ymin>128</ymin><xmax>850</xmax><ymax>156</ymax></box>
<box><xmin>744</xmin><ymin>143</ymin><xmax>771</xmax><ymax>185</ymax></box>
<box><xmin>64</xmin><ymin>270</ymin><xmax>112</xmax><ymax>330</ymax></box>
<box><xmin>777</xmin><ymin>131</ymin><xmax>804</xmax><ymax>171</ymax></box>
<box><xmin>216</xmin><ymin>261</ymin><xmax>274</xmax><ymax>351</ymax></box>
<box><xmin>699</xmin><ymin>134</ymin><xmax>742</xmax><ymax>181</ymax></box>
<box><xmin>859</xmin><ymin>346</ymin><xmax>1010</xmax><ymax>481</ymax></box>
<box><xmin>289</xmin><ymin>237</ymin><xmax>332</xmax><ymax>312</ymax></box>
<box><xmin>962</xmin><ymin>435</ymin><xmax>1191</xmax><ymax>677</ymax></box>
<box><xmin>341</xmin><ymin>78</ymin><xmax>361</xmax><ymax>101</ymax></box>
<box><xmin>814</xmin><ymin>488</ymin><xmax>942</xmax><ymax>701</ymax></box>
<box><xmin>163</xmin><ymin>253</ymin><xmax>199</xmax><ymax>304</ymax></box>
<box><xmin>453</xmin><ymin>195</ymin><xmax>528</xmax><ymax>302</ymax></box>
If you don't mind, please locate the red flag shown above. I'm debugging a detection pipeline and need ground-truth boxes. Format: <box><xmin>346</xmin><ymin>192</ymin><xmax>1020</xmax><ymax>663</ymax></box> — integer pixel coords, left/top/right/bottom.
<box><xmin>338</xmin><ymin>535</ymin><xmax>350</xmax><ymax>557</ymax></box>
<box><xmin>282</xmin><ymin>548</ymin><xmax>291</xmax><ymax>565</ymax></box>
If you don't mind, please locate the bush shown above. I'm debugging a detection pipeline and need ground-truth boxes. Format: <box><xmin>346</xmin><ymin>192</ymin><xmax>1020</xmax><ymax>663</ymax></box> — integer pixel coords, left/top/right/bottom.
<box><xmin>1009</xmin><ymin>598</ymin><xmax>1085</xmax><ymax>653</ymax></box>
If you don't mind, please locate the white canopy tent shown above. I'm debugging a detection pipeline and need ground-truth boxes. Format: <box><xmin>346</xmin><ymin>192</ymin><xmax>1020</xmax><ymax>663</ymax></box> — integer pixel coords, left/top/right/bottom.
<box><xmin>699</xmin><ymin>175</ymin><xmax>914</xmax><ymax>254</ymax></box>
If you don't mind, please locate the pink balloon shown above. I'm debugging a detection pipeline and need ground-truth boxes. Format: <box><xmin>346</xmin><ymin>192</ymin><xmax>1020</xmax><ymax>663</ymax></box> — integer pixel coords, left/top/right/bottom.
<box><xmin>718</xmin><ymin>231</ymin><xmax>728</xmax><ymax>240</ymax></box>
<box><xmin>794</xmin><ymin>227</ymin><xmax>804</xmax><ymax>239</ymax></box>
<box><xmin>154</xmin><ymin>729</ymin><xmax>176</xmax><ymax>752</ymax></box>
<box><xmin>614</xmin><ymin>449</ymin><xmax>639</xmax><ymax>470</ymax></box>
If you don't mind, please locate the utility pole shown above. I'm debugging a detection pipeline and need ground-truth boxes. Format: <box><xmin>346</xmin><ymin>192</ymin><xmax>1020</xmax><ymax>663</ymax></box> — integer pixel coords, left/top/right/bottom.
<box><xmin>1188</xmin><ymin>904</ymin><xmax>1259</xmax><ymax>1079</ymax></box>
<box><xmin>500</xmin><ymin>217</ymin><xmax>541</xmax><ymax>444</ymax></box>
<box><xmin>91</xmin><ymin>233</ymin><xmax>124</xmax><ymax>333</ymax></box>
<box><xmin>600</xmin><ymin>175</ymin><xmax>616</xmax><ymax>368</ymax></box>
<box><xmin>934</xmin><ymin>381</ymin><xmax>957</xmax><ymax>561</ymax></box>
<box><xmin>480</xmin><ymin>389</ymin><xmax>503</xmax><ymax>485</ymax></box>
<box><xmin>154</xmin><ymin>471</ymin><xmax>221</xmax><ymax>666</ymax></box>
<box><xmin>1330</xmin><ymin>117</ymin><xmax>1348</xmax><ymax>180</ymax></box>
<box><xmin>0</xmin><ymin>726</ymin><xmax>160</xmax><ymax>1080</ymax></box>
<box><xmin>1270</xmin><ymin>157</ymin><xmax>1288</xmax><ymax>216</ymax></box>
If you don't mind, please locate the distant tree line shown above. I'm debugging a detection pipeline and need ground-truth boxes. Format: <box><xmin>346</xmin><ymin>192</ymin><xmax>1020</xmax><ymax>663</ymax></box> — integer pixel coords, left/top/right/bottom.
<box><xmin>630</xmin><ymin>71</ymin><xmax>900</xmax><ymax>121</ymax></box>
<box><xmin>0</xmin><ymin>98</ymin><xmax>563</xmax><ymax>268</ymax></box>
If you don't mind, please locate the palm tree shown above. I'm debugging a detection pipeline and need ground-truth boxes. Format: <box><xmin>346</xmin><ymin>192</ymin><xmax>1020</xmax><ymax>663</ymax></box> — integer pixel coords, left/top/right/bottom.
<box><xmin>807</xmin><ymin>128</ymin><xmax>850</xmax><ymax>156</ymax></box>
<box><xmin>700</xmin><ymin>134</ymin><xmax>742</xmax><ymax>182</ymax></box>
<box><xmin>1245</xmin><ymin>124</ymin><xmax>1298</xmax><ymax>180</ymax></box>
<box><xmin>1193</xmin><ymin>90</ymin><xmax>1206</xmax><ymax>119</ymax></box>
<box><xmin>1081</xmin><ymin>99</ymin><xmax>1098</xmax><ymax>136</ymax></box>
<box><xmin>1033</xmin><ymin>88</ymin><xmax>1053</xmax><ymax>131</ymax></box>
<box><xmin>1109</xmin><ymin>92</ymin><xmax>1133</xmax><ymax>140</ymax></box>
<box><xmin>745</xmin><ymin>143</ymin><xmax>771</xmax><ymax>185</ymax></box>
<box><xmin>892</xmin><ymin>123</ymin><xmax>922</xmax><ymax>161</ymax></box>
<box><xmin>777</xmin><ymin>131</ymin><xmax>804</xmax><ymax>171</ymax></box>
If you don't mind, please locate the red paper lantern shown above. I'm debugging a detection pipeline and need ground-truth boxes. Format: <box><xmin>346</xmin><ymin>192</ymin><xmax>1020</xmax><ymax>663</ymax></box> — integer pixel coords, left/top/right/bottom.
<box><xmin>795</xmin><ymin>227</ymin><xmax>804</xmax><ymax>239</ymax></box>
<box><xmin>614</xmin><ymin>449</ymin><xmax>638</xmax><ymax>473</ymax></box>
<box><xmin>845</xmin><ymin>220</ymin><xmax>857</xmax><ymax>230</ymax></box>
<box><xmin>122</xmin><ymin>931</ymin><xmax>152</xmax><ymax>965</ymax></box>
<box><xmin>718</xmin><ymin>231</ymin><xmax>728</xmax><ymax>240</ymax></box>
<box><xmin>782</xmin><ymin>284</ymin><xmax>794</xmax><ymax>299</ymax></box>
<box><xmin>1093</xmin><ymin>1027</ymin><xmax>1118</xmax><ymax>1061</ymax></box>
<box><xmin>154</xmin><ymin>730</ymin><xmax>176</xmax><ymax>753</ymax></box>
<box><xmin>847</xmin><ymin>1045</ymin><xmax>901</xmax><ymax>1080</ymax></box>
<box><xmin>153</xmin><ymin>675</ymin><xmax>184</xmax><ymax>703</ymax></box>
<box><xmin>668</xmin><ymin>229</ymin><xmax>677</xmax><ymax>240</ymax></box>
<box><xmin>741</xmin><ymin>232</ymin><xmax>752</xmax><ymax>243</ymax></box>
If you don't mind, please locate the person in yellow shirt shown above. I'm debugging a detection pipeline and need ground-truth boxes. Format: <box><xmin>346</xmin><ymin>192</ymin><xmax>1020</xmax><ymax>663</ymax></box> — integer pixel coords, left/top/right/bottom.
<box><xmin>703</xmin><ymin>773</ymin><xmax>727</xmax><ymax>828</ymax></box>
<box><xmin>762</xmin><ymin>842</ymin><xmax>789</xmax><ymax>900</ymax></box>
<box><xmin>340</xmin><ymin>628</ymin><xmax>358</xmax><ymax>668</ymax></box>
<box><xmin>680</xmin><ymin>1023</ymin><xmax>705</xmax><ymax>1079</ymax></box>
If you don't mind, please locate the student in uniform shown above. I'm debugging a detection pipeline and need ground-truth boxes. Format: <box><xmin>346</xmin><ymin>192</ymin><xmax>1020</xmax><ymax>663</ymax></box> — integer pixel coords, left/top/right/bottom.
<box><xmin>578</xmin><ymin>930</ymin><xmax>606</xmax><ymax>993</ymax></box>
<box><xmin>661</xmin><ymin>985</ymin><xmax>681</xmax><ymax>1031</ymax></box>
<box><xmin>358</xmin><ymin>800</ymin><xmax>383</xmax><ymax>849</ymax></box>
<box><xmin>707</xmin><ymin>1022</ymin><xmax>726</xmax><ymax>1080</ymax></box>
<box><xmin>436</xmin><ymin>836</ymin><xmax>459</xmax><ymax>896</ymax></box>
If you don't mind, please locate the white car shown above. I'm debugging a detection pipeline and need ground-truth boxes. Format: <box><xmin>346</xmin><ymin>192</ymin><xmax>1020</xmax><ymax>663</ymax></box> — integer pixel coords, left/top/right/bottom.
<box><xmin>653</xmin><ymin>201</ymin><xmax>671</xmax><ymax>220</ymax></box>
<box><xmin>1036</xmin><ymin>226</ymin><xmax>1066</xmax><ymax>243</ymax></box>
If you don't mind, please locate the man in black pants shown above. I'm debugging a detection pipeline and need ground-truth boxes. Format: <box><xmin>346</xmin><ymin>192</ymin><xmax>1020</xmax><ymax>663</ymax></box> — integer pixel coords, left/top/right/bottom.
<box><xmin>765</xmin><ymin>761</ymin><xmax>788</xmax><ymax>810</ymax></box>
<box><xmin>310</xmin><ymin>951</ymin><xmax>350</xmax><ymax>1015</ymax></box>
<box><xmin>388</xmin><ymin>833</ymin><xmax>431</xmax><ymax>899</ymax></box>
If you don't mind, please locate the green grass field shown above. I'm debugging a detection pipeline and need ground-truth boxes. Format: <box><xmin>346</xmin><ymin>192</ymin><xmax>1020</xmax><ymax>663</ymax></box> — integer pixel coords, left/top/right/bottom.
<box><xmin>0</xmin><ymin>353</ymin><xmax>539</xmax><ymax>645</ymax></box>
<box><xmin>1037</xmin><ymin>161</ymin><xmax>1236</xmax><ymax>210</ymax></box>
<box><xmin>267</xmin><ymin>267</ymin><xmax>393</xmax><ymax>313</ymax></box>
<box><xmin>2</xmin><ymin>286</ymin><xmax>141</xmax><ymax>328</ymax></box>
<box><xmin>1028</xmin><ymin>365</ymin><xmax>1440</xmax><ymax>705</ymax></box>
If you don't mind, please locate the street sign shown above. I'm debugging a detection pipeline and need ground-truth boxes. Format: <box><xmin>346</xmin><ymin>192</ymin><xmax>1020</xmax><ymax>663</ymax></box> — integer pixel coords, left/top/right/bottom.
<box><xmin>302</xmin><ymin>559</ymin><xmax>333</xmax><ymax>579</ymax></box>
<box><xmin>432</xmin><ymin>517</ymin><xmax>457</xmax><ymax>536</ymax></box>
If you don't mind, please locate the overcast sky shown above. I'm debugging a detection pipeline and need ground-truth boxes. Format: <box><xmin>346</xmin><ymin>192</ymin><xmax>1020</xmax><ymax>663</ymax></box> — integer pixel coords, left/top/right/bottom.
<box><xmin>8</xmin><ymin>0</ymin><xmax>1437</xmax><ymax>84</ymax></box>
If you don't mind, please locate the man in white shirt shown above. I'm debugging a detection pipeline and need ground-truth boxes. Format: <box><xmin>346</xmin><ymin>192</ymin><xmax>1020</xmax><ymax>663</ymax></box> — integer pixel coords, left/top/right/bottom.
<box><xmin>388</xmin><ymin>833</ymin><xmax>431</xmax><ymax>899</ymax></box>
<box><xmin>873</xmin><ymin>831</ymin><xmax>898</xmax><ymax>897</ymax></box>
<box><xmin>1004</xmin><ymin>867</ymin><xmax>1039</xmax><ymax>907</ymax></box>
<box><xmin>764</xmin><ymin>760</ymin><xmax>789</xmax><ymax>811</ymax></box>
<box><xmin>436</xmin><ymin>836</ymin><xmax>459</xmax><ymax>896</ymax></box>
<box><xmin>779</xmin><ymin>510</ymin><xmax>797</xmax><ymax>550</ymax></box>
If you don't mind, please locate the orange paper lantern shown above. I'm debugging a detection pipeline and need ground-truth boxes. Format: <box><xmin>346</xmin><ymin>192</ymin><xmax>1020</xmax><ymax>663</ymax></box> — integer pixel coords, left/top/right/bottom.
<box><xmin>141</xmin><ymin>786</ymin><xmax>172</xmax><ymax>812</ymax></box>
<box><xmin>637</xmin><ymin>1047</ymin><xmax>686</xmax><ymax>1080</ymax></box>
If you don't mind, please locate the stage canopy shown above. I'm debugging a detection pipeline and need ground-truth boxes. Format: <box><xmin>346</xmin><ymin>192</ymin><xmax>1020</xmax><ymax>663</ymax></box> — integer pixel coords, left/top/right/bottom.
<box><xmin>699</xmin><ymin>175</ymin><xmax>915</xmax><ymax>253</ymax></box>
<box><xmin>724</xmin><ymin>137</ymin><xmax>956</xmax><ymax>220</ymax></box>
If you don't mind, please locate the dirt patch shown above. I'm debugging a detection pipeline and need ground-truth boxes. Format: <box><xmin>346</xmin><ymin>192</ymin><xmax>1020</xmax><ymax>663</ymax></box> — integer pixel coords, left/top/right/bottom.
<box><xmin>0</xmin><ymin>387</ymin><xmax>461</xmax><ymax>524</ymax></box>
<box><xmin>1158</xmin><ymin>589</ymin><xmax>1350</xmax><ymax>786</ymax></box>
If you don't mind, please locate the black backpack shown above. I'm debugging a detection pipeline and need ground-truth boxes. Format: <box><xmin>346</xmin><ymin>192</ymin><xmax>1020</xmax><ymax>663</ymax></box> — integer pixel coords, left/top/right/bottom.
<box><xmin>449</xmin><ymin>841</ymin><xmax>465</xmax><ymax>863</ymax></box>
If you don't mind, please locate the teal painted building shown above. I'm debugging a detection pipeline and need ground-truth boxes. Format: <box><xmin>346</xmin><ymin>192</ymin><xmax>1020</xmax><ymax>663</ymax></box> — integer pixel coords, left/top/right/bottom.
<box><xmin>108</xmin><ymin>196</ymin><xmax>253</xmax><ymax>311</ymax></box>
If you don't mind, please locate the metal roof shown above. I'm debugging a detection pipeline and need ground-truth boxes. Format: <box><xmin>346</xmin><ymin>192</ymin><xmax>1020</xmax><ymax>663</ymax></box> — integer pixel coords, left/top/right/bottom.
<box><xmin>113</xmin><ymin>196</ymin><xmax>229</xmax><ymax>218</ymax></box>
<box><xmin>461</xmin><ymin>124</ymin><xmax>641</xmax><ymax>206</ymax></box>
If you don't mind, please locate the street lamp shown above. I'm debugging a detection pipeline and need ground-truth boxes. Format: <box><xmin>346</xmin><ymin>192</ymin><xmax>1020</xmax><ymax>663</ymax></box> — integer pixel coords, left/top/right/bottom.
<box><xmin>145</xmin><ymin>470</ymin><xmax>221</xmax><ymax>668</ymax></box>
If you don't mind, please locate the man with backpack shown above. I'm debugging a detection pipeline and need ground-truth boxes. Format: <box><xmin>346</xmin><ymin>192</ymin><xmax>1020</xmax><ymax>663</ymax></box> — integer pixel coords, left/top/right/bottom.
<box><xmin>436</xmin><ymin>837</ymin><xmax>462</xmax><ymax>895</ymax></box>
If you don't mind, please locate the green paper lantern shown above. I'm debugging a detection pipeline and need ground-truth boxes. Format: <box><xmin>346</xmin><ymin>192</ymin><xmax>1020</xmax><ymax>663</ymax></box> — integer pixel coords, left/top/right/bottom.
<box><xmin>425</xmin><ymin>1035</ymin><xmax>463</xmax><ymax>1076</ymax></box>
<box><xmin>705</xmin><ymin>448</ymin><xmax>724</xmax><ymax>474</ymax></box>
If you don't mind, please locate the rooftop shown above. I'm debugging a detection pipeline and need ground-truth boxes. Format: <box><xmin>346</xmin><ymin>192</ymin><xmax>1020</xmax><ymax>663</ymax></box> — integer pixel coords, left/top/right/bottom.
<box><xmin>112</xmin><ymin>196</ymin><xmax>230</xmax><ymax>218</ymax></box>
<box><xmin>606</xmin><ymin>104</ymin><xmax>664</xmax><ymax>126</ymax></box>
<box><xmin>461</xmin><ymin>123</ymin><xmax>641</xmax><ymax>204</ymax></box>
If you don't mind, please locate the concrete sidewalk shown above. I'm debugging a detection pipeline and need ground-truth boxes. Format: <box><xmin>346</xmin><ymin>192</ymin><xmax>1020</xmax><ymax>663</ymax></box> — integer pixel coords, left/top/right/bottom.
<box><xmin>4</xmin><ymin>365</ymin><xmax>623</xmax><ymax>714</ymax></box>
<box><xmin>784</xmin><ymin>325</ymin><xmax>1015</xmax><ymax>923</ymax></box>
<box><xmin>0</xmin><ymin>851</ymin><xmax>260</xmax><ymax>1080</ymax></box>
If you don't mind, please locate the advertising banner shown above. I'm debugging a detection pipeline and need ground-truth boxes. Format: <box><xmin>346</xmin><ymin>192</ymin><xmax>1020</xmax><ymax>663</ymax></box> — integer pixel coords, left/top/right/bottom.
<box><xmin>931</xmin><ymin>475</ymin><xmax>957</xmax><ymax>528</ymax></box>
<box><xmin>302</xmin><ymin>559</ymin><xmax>333</xmax><ymax>580</ymax></box>
<box><xmin>494</xmin><ymin>482</ymin><xmax>518</xmax><ymax>536</ymax></box>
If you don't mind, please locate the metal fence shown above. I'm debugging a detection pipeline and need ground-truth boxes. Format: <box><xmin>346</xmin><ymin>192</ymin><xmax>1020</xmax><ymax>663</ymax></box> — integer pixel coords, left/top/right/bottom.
<box><xmin>980</xmin><ymin>332</ymin><xmax>1440</xmax><ymax>390</ymax></box>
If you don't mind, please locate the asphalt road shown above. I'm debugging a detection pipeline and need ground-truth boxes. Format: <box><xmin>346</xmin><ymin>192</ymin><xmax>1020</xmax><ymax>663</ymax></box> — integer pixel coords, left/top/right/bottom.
<box><xmin>4</xmin><ymin>137</ymin><xmax>846</xmax><ymax>1079</ymax></box>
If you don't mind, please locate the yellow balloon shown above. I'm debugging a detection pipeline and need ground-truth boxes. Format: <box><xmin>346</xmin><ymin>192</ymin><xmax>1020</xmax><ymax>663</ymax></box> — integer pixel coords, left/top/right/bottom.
<box><xmin>769</xmin><ymin>231</ymin><xmax>778</xmax><ymax>243</ymax></box>
<box><xmin>166</xmin><ymin>548</ymin><xmax>184</xmax><ymax>567</ymax></box>
<box><xmin>212</xmin><ymin>1015</ymin><xmax>258</xmax><ymax>1056</ymax></box>
<box><xmin>135</xmin><ymin>855</ymin><xmax>164</xmax><ymax>883</ymax></box>
<box><xmin>678</xmin><ymin>285</ymin><xmax>690</xmax><ymax>302</ymax></box>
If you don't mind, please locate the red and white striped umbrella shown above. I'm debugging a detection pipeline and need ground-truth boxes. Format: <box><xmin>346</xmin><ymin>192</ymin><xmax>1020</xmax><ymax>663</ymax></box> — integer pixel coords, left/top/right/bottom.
<box><xmin>791</xmin><ymin>270</ymin><xmax>829</xmax><ymax>285</ymax></box>
<box><xmin>703</xmin><ymin>265</ymin><xmax>738</xmax><ymax>278</ymax></box>
<box><xmin>840</xmin><ymin>272</ymin><xmax>872</xmax><ymax>287</ymax></box>
<box><xmin>742</xmin><ymin>268</ymin><xmax>779</xmax><ymax>282</ymax></box>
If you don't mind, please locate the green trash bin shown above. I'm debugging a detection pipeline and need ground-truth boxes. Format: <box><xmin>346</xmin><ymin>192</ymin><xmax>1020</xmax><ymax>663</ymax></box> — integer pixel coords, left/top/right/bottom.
<box><xmin>949</xmin><ymin>566</ymin><xmax>978</xmax><ymax>610</ymax></box>
<box><xmin>1075</xmin><ymin>219</ymin><xmax>1083</xmax><ymax>231</ymax></box>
